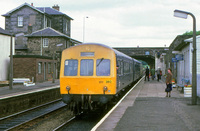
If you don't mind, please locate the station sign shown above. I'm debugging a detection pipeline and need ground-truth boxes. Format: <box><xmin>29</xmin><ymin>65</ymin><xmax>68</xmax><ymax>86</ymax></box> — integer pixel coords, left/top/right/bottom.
<box><xmin>172</xmin><ymin>58</ymin><xmax>178</xmax><ymax>62</ymax></box>
<box><xmin>175</xmin><ymin>54</ymin><xmax>184</xmax><ymax>61</ymax></box>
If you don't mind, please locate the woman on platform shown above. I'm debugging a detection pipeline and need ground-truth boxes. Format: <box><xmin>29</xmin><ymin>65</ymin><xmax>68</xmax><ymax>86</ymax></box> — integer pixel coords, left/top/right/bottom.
<box><xmin>165</xmin><ymin>68</ymin><xmax>172</xmax><ymax>97</ymax></box>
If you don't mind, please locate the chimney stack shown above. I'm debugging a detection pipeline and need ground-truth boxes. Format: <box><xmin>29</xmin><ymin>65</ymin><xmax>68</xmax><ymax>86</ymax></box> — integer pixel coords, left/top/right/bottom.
<box><xmin>52</xmin><ymin>5</ymin><xmax>60</xmax><ymax>11</ymax></box>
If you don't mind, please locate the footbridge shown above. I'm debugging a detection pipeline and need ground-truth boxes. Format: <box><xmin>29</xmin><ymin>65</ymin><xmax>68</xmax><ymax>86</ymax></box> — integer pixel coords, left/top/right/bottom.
<box><xmin>114</xmin><ymin>47</ymin><xmax>168</xmax><ymax>68</ymax></box>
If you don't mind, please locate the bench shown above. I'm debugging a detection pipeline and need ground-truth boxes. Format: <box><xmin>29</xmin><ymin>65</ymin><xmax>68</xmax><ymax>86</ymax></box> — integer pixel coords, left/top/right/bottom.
<box><xmin>13</xmin><ymin>78</ymin><xmax>31</xmax><ymax>84</ymax></box>
<box><xmin>177</xmin><ymin>78</ymin><xmax>190</xmax><ymax>93</ymax></box>
<box><xmin>13</xmin><ymin>78</ymin><xmax>35</xmax><ymax>86</ymax></box>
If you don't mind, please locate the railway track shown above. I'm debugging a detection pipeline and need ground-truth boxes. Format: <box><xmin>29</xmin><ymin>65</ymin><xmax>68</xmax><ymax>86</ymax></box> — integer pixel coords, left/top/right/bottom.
<box><xmin>0</xmin><ymin>99</ymin><xmax>67</xmax><ymax>130</ymax></box>
<box><xmin>53</xmin><ymin>116</ymin><xmax>76</xmax><ymax>131</ymax></box>
<box><xmin>54</xmin><ymin>78</ymin><xmax>142</xmax><ymax>131</ymax></box>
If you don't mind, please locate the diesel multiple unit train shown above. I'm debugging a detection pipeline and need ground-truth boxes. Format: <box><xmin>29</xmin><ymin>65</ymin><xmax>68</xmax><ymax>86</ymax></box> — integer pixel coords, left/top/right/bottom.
<box><xmin>60</xmin><ymin>43</ymin><xmax>143</xmax><ymax>114</ymax></box>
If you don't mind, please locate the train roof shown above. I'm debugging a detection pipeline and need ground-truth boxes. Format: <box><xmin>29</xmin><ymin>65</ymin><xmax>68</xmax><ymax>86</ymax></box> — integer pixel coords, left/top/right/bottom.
<box><xmin>73</xmin><ymin>43</ymin><xmax>133</xmax><ymax>59</ymax></box>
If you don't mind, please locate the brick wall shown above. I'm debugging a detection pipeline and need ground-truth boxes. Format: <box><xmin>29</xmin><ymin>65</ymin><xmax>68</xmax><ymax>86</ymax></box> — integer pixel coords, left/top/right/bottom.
<box><xmin>13</xmin><ymin>57</ymin><xmax>36</xmax><ymax>81</ymax></box>
<box><xmin>13</xmin><ymin>56</ymin><xmax>55</xmax><ymax>82</ymax></box>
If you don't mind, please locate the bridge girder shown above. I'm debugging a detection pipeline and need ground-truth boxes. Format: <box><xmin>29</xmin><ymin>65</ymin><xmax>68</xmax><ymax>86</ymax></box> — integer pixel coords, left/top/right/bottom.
<box><xmin>114</xmin><ymin>47</ymin><xmax>168</xmax><ymax>68</ymax></box>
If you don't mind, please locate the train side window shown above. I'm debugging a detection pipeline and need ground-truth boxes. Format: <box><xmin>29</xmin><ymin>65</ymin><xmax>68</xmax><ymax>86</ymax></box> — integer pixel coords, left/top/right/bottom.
<box><xmin>64</xmin><ymin>60</ymin><xmax>78</xmax><ymax>76</ymax></box>
<box><xmin>80</xmin><ymin>59</ymin><xmax>94</xmax><ymax>76</ymax></box>
<box><xmin>96</xmin><ymin>59</ymin><xmax>110</xmax><ymax>76</ymax></box>
<box><xmin>124</xmin><ymin>62</ymin><xmax>129</xmax><ymax>74</ymax></box>
<box><xmin>130</xmin><ymin>63</ymin><xmax>133</xmax><ymax>73</ymax></box>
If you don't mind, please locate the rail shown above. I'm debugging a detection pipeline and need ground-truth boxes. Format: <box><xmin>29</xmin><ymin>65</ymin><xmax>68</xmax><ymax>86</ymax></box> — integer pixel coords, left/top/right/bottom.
<box><xmin>0</xmin><ymin>99</ymin><xmax>66</xmax><ymax>130</ymax></box>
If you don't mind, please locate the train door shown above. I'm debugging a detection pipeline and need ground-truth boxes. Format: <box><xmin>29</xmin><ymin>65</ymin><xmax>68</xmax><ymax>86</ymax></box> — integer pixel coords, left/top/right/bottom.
<box><xmin>133</xmin><ymin>60</ymin><xmax>135</xmax><ymax>81</ymax></box>
<box><xmin>117</xmin><ymin>59</ymin><xmax>123</xmax><ymax>91</ymax></box>
<box><xmin>117</xmin><ymin>60</ymin><xmax>120</xmax><ymax>90</ymax></box>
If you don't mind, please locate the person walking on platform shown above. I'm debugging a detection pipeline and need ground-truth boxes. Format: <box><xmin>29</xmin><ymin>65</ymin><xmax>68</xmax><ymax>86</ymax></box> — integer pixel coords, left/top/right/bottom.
<box><xmin>165</xmin><ymin>68</ymin><xmax>173</xmax><ymax>97</ymax></box>
<box><xmin>145</xmin><ymin>66</ymin><xmax>149</xmax><ymax>81</ymax></box>
<box><xmin>151</xmin><ymin>68</ymin><xmax>155</xmax><ymax>80</ymax></box>
<box><xmin>156</xmin><ymin>68</ymin><xmax>161</xmax><ymax>81</ymax></box>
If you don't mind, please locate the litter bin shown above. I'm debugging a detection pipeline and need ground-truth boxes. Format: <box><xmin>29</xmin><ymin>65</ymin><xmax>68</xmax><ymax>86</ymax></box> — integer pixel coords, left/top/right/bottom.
<box><xmin>184</xmin><ymin>85</ymin><xmax>192</xmax><ymax>97</ymax></box>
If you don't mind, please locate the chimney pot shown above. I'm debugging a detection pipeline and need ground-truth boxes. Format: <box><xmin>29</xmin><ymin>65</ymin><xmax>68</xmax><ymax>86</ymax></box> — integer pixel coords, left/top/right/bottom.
<box><xmin>52</xmin><ymin>5</ymin><xmax>60</xmax><ymax>11</ymax></box>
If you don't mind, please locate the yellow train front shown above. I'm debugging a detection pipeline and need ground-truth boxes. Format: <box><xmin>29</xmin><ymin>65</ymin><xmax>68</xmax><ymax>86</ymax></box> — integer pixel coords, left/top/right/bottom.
<box><xmin>60</xmin><ymin>43</ymin><xmax>136</xmax><ymax>114</ymax></box>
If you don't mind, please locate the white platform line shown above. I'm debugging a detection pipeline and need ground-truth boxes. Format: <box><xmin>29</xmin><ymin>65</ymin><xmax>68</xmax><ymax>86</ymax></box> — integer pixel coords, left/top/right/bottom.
<box><xmin>91</xmin><ymin>76</ymin><xmax>144</xmax><ymax>131</ymax></box>
<box><xmin>0</xmin><ymin>86</ymin><xmax>60</xmax><ymax>100</ymax></box>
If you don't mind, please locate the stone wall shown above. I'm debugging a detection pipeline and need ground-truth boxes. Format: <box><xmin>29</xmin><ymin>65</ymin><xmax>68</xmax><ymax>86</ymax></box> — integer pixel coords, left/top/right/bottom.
<box><xmin>0</xmin><ymin>87</ymin><xmax>61</xmax><ymax>118</ymax></box>
<box><xmin>27</xmin><ymin>37</ymin><xmax>67</xmax><ymax>57</ymax></box>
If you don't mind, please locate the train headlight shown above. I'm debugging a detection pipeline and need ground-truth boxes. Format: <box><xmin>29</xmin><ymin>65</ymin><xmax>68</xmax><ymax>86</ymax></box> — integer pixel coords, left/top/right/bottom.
<box><xmin>103</xmin><ymin>86</ymin><xmax>108</xmax><ymax>91</ymax></box>
<box><xmin>66</xmin><ymin>86</ymin><xmax>71</xmax><ymax>94</ymax></box>
<box><xmin>103</xmin><ymin>86</ymin><xmax>108</xmax><ymax>94</ymax></box>
<box><xmin>66</xmin><ymin>86</ymin><xmax>71</xmax><ymax>91</ymax></box>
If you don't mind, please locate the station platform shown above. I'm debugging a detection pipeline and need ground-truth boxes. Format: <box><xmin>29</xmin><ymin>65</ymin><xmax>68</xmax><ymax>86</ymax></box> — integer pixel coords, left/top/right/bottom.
<box><xmin>0</xmin><ymin>80</ymin><xmax>60</xmax><ymax>99</ymax></box>
<box><xmin>95</xmin><ymin>78</ymin><xmax>200</xmax><ymax>131</ymax></box>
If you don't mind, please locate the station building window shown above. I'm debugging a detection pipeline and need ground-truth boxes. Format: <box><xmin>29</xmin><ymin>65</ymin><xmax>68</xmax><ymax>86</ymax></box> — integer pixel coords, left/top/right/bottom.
<box><xmin>18</xmin><ymin>16</ymin><xmax>23</xmax><ymax>27</ymax></box>
<box><xmin>38</xmin><ymin>62</ymin><xmax>42</xmax><ymax>74</ymax></box>
<box><xmin>43</xmin><ymin>38</ymin><xmax>48</xmax><ymax>47</ymax></box>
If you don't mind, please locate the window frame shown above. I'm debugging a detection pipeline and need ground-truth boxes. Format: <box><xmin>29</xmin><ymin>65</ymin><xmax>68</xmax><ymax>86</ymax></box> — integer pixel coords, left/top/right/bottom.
<box><xmin>38</xmin><ymin>62</ymin><xmax>42</xmax><ymax>74</ymax></box>
<box><xmin>43</xmin><ymin>38</ymin><xmax>49</xmax><ymax>47</ymax></box>
<box><xmin>96</xmin><ymin>59</ymin><xmax>110</xmax><ymax>76</ymax></box>
<box><xmin>80</xmin><ymin>59</ymin><xmax>94</xmax><ymax>76</ymax></box>
<box><xmin>18</xmin><ymin>16</ymin><xmax>23</xmax><ymax>27</ymax></box>
<box><xmin>64</xmin><ymin>59</ymin><xmax>78</xmax><ymax>76</ymax></box>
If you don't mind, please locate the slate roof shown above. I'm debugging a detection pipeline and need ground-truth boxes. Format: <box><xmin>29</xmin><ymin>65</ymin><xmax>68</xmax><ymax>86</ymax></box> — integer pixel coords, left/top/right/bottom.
<box><xmin>2</xmin><ymin>3</ymin><xmax>43</xmax><ymax>16</ymax></box>
<box><xmin>36</xmin><ymin>7</ymin><xmax>73</xmax><ymax>20</ymax></box>
<box><xmin>25</xmin><ymin>27</ymin><xmax>70</xmax><ymax>38</ymax></box>
<box><xmin>0</xmin><ymin>27</ymin><xmax>11</xmax><ymax>36</ymax></box>
<box><xmin>2</xmin><ymin>3</ymin><xmax>73</xmax><ymax>20</ymax></box>
<box><xmin>25</xmin><ymin>27</ymin><xmax>81</xmax><ymax>44</ymax></box>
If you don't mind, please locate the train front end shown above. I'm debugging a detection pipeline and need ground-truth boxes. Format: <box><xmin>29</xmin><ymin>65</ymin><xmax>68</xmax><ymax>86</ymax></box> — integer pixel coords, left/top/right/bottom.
<box><xmin>60</xmin><ymin>43</ymin><xmax>117</xmax><ymax>110</ymax></box>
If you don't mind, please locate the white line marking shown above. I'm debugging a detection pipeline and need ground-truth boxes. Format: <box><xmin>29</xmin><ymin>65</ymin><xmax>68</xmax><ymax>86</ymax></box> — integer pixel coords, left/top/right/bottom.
<box><xmin>0</xmin><ymin>86</ymin><xmax>60</xmax><ymax>100</ymax></box>
<box><xmin>91</xmin><ymin>76</ymin><xmax>144</xmax><ymax>131</ymax></box>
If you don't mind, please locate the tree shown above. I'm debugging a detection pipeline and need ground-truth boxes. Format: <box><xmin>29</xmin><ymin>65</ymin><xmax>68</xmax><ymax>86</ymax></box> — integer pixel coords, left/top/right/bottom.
<box><xmin>182</xmin><ymin>31</ymin><xmax>200</xmax><ymax>35</ymax></box>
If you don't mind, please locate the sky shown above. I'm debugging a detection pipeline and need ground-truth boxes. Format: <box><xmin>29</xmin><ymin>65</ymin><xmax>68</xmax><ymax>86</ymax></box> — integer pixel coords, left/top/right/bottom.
<box><xmin>0</xmin><ymin>0</ymin><xmax>200</xmax><ymax>47</ymax></box>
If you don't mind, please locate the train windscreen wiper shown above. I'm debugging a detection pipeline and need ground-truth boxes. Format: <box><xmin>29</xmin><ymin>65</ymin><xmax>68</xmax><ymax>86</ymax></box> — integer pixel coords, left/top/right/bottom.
<box><xmin>97</xmin><ymin>58</ymin><xmax>104</xmax><ymax>67</ymax></box>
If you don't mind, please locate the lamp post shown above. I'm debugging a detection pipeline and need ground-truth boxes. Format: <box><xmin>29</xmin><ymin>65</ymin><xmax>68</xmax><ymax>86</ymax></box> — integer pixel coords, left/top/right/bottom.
<box><xmin>83</xmin><ymin>16</ymin><xmax>88</xmax><ymax>43</ymax></box>
<box><xmin>174</xmin><ymin>9</ymin><xmax>197</xmax><ymax>105</ymax></box>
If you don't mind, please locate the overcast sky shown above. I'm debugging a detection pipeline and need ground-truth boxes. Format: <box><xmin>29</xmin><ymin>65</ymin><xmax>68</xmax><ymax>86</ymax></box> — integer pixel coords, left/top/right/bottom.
<box><xmin>1</xmin><ymin>0</ymin><xmax>200</xmax><ymax>47</ymax></box>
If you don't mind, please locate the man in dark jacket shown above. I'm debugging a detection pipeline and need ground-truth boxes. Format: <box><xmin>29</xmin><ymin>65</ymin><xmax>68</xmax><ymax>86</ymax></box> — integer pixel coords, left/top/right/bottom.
<box><xmin>145</xmin><ymin>66</ymin><xmax>149</xmax><ymax>81</ymax></box>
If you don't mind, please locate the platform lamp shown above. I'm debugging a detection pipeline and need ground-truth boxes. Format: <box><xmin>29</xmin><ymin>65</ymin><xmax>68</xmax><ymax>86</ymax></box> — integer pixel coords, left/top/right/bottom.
<box><xmin>83</xmin><ymin>16</ymin><xmax>89</xmax><ymax>43</ymax></box>
<box><xmin>174</xmin><ymin>9</ymin><xmax>197</xmax><ymax>105</ymax></box>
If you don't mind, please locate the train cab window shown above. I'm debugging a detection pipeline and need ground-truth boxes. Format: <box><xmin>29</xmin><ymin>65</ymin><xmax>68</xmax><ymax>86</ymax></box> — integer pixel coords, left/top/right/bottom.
<box><xmin>64</xmin><ymin>60</ymin><xmax>78</xmax><ymax>76</ymax></box>
<box><xmin>80</xmin><ymin>59</ymin><xmax>93</xmax><ymax>76</ymax></box>
<box><xmin>96</xmin><ymin>59</ymin><xmax>110</xmax><ymax>76</ymax></box>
